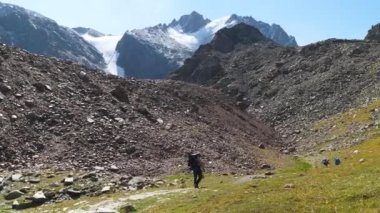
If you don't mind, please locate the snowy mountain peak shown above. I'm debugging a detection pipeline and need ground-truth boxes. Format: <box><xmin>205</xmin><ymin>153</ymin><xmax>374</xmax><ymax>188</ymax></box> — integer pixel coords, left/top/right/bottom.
<box><xmin>169</xmin><ymin>11</ymin><xmax>211</xmax><ymax>33</ymax></box>
<box><xmin>114</xmin><ymin>12</ymin><xmax>298</xmax><ymax>78</ymax></box>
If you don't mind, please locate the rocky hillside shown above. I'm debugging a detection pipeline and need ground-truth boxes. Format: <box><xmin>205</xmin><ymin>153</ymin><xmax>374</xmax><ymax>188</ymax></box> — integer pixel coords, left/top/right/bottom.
<box><xmin>0</xmin><ymin>43</ymin><xmax>281</xmax><ymax>176</ymax></box>
<box><xmin>0</xmin><ymin>2</ymin><xmax>105</xmax><ymax>69</ymax></box>
<box><xmin>116</xmin><ymin>11</ymin><xmax>297</xmax><ymax>79</ymax></box>
<box><xmin>171</xmin><ymin>24</ymin><xmax>380</xmax><ymax>139</ymax></box>
<box><xmin>365</xmin><ymin>23</ymin><xmax>380</xmax><ymax>41</ymax></box>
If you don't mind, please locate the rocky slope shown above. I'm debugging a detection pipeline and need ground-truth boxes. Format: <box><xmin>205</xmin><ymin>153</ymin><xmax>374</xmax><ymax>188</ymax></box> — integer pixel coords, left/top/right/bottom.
<box><xmin>0</xmin><ymin>2</ymin><xmax>105</xmax><ymax>69</ymax></box>
<box><xmin>171</xmin><ymin>24</ymin><xmax>380</xmax><ymax>146</ymax></box>
<box><xmin>116</xmin><ymin>11</ymin><xmax>297</xmax><ymax>79</ymax></box>
<box><xmin>0</xmin><ymin>43</ymin><xmax>281</xmax><ymax>176</ymax></box>
<box><xmin>365</xmin><ymin>23</ymin><xmax>380</xmax><ymax>41</ymax></box>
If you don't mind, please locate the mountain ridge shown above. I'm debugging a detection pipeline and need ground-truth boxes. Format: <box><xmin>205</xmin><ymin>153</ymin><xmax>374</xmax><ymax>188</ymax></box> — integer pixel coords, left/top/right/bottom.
<box><xmin>115</xmin><ymin>11</ymin><xmax>298</xmax><ymax>79</ymax></box>
<box><xmin>0</xmin><ymin>2</ymin><xmax>106</xmax><ymax>69</ymax></box>
<box><xmin>170</xmin><ymin>24</ymin><xmax>380</xmax><ymax>153</ymax></box>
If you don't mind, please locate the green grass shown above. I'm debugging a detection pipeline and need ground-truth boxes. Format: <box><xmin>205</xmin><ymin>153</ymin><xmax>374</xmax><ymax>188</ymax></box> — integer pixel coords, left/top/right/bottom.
<box><xmin>143</xmin><ymin>135</ymin><xmax>380</xmax><ymax>213</ymax></box>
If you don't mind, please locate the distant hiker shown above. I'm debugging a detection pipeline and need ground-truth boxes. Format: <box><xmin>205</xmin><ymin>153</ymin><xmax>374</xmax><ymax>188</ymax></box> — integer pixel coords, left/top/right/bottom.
<box><xmin>188</xmin><ymin>152</ymin><xmax>204</xmax><ymax>188</ymax></box>
<box><xmin>335</xmin><ymin>158</ymin><xmax>341</xmax><ymax>166</ymax></box>
<box><xmin>321</xmin><ymin>158</ymin><xmax>329</xmax><ymax>167</ymax></box>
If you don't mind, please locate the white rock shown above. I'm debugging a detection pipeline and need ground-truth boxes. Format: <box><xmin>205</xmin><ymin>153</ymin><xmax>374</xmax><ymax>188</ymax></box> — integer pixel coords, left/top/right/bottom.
<box><xmin>96</xmin><ymin>208</ymin><xmax>116</xmax><ymax>213</ymax></box>
<box><xmin>87</xmin><ymin>117</ymin><xmax>95</xmax><ymax>123</ymax></box>
<box><xmin>64</xmin><ymin>177</ymin><xmax>74</xmax><ymax>185</ymax></box>
<box><xmin>94</xmin><ymin>166</ymin><xmax>105</xmax><ymax>171</ymax></box>
<box><xmin>157</xmin><ymin>118</ymin><xmax>164</xmax><ymax>124</ymax></box>
<box><xmin>109</xmin><ymin>165</ymin><xmax>119</xmax><ymax>171</ymax></box>
<box><xmin>101</xmin><ymin>186</ymin><xmax>111</xmax><ymax>193</ymax></box>
<box><xmin>11</xmin><ymin>174</ymin><xmax>22</xmax><ymax>182</ymax></box>
<box><xmin>353</xmin><ymin>150</ymin><xmax>359</xmax><ymax>154</ymax></box>
<box><xmin>33</xmin><ymin>191</ymin><xmax>47</xmax><ymax>203</ymax></box>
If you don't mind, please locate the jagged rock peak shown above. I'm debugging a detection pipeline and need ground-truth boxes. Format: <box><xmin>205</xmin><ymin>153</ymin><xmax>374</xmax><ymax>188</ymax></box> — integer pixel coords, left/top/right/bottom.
<box><xmin>210</xmin><ymin>23</ymin><xmax>270</xmax><ymax>52</ymax></box>
<box><xmin>365</xmin><ymin>23</ymin><xmax>380</xmax><ymax>41</ymax></box>
<box><xmin>226</xmin><ymin>14</ymin><xmax>297</xmax><ymax>47</ymax></box>
<box><xmin>169</xmin><ymin>11</ymin><xmax>211</xmax><ymax>33</ymax></box>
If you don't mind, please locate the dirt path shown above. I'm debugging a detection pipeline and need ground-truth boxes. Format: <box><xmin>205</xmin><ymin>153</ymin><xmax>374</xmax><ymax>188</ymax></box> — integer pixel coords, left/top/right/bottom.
<box><xmin>68</xmin><ymin>188</ymin><xmax>190</xmax><ymax>213</ymax></box>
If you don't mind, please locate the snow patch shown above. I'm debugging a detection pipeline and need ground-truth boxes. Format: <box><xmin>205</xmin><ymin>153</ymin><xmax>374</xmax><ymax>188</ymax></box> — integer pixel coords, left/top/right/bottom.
<box><xmin>168</xmin><ymin>28</ymin><xmax>199</xmax><ymax>50</ymax></box>
<box><xmin>81</xmin><ymin>34</ymin><xmax>122</xmax><ymax>75</ymax></box>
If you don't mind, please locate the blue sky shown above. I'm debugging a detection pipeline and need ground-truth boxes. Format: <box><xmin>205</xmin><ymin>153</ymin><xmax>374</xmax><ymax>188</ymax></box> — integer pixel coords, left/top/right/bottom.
<box><xmin>1</xmin><ymin>0</ymin><xmax>379</xmax><ymax>45</ymax></box>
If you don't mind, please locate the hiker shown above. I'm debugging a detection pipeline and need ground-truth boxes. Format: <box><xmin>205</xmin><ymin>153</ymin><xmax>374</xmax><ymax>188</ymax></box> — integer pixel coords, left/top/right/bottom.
<box><xmin>335</xmin><ymin>158</ymin><xmax>341</xmax><ymax>166</ymax></box>
<box><xmin>321</xmin><ymin>158</ymin><xmax>329</xmax><ymax>167</ymax></box>
<box><xmin>188</xmin><ymin>152</ymin><xmax>204</xmax><ymax>188</ymax></box>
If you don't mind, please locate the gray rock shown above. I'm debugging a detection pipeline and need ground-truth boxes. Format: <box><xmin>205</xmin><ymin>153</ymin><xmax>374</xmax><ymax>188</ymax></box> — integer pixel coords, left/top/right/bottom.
<box><xmin>12</xmin><ymin>200</ymin><xmax>19</xmax><ymax>209</ymax></box>
<box><xmin>95</xmin><ymin>208</ymin><xmax>116</xmax><ymax>213</ymax></box>
<box><xmin>119</xmin><ymin>204</ymin><xmax>137</xmax><ymax>213</ymax></box>
<box><xmin>5</xmin><ymin>190</ymin><xmax>24</xmax><ymax>200</ymax></box>
<box><xmin>87</xmin><ymin>117</ymin><xmax>95</xmax><ymax>123</ymax></box>
<box><xmin>101</xmin><ymin>186</ymin><xmax>111</xmax><ymax>193</ymax></box>
<box><xmin>43</xmin><ymin>190</ymin><xmax>56</xmax><ymax>199</ymax></box>
<box><xmin>82</xmin><ymin>172</ymin><xmax>97</xmax><ymax>179</ymax></box>
<box><xmin>14</xmin><ymin>93</ymin><xmax>22</xmax><ymax>98</ymax></box>
<box><xmin>64</xmin><ymin>177</ymin><xmax>74</xmax><ymax>186</ymax></box>
<box><xmin>258</xmin><ymin>143</ymin><xmax>265</xmax><ymax>149</ymax></box>
<box><xmin>11</xmin><ymin>174</ymin><xmax>23</xmax><ymax>182</ymax></box>
<box><xmin>32</xmin><ymin>191</ymin><xmax>47</xmax><ymax>203</ymax></box>
<box><xmin>128</xmin><ymin>176</ymin><xmax>146</xmax><ymax>190</ymax></box>
<box><xmin>0</xmin><ymin>92</ymin><xmax>4</xmax><ymax>101</ymax></box>
<box><xmin>165</xmin><ymin>123</ymin><xmax>173</xmax><ymax>130</ymax></box>
<box><xmin>20</xmin><ymin>186</ymin><xmax>31</xmax><ymax>193</ymax></box>
<box><xmin>94</xmin><ymin>166</ymin><xmax>105</xmax><ymax>171</ymax></box>
<box><xmin>264</xmin><ymin>171</ymin><xmax>274</xmax><ymax>176</ymax></box>
<box><xmin>67</xmin><ymin>189</ymin><xmax>82</xmax><ymax>197</ymax></box>
<box><xmin>109</xmin><ymin>165</ymin><xmax>119</xmax><ymax>172</ymax></box>
<box><xmin>284</xmin><ymin>183</ymin><xmax>295</xmax><ymax>189</ymax></box>
<box><xmin>0</xmin><ymin>84</ymin><xmax>12</xmax><ymax>93</ymax></box>
<box><xmin>111</xmin><ymin>86</ymin><xmax>129</xmax><ymax>103</ymax></box>
<box><xmin>260</xmin><ymin>164</ymin><xmax>271</xmax><ymax>169</ymax></box>
<box><xmin>10</xmin><ymin>115</ymin><xmax>18</xmax><ymax>122</ymax></box>
<box><xmin>29</xmin><ymin>178</ymin><xmax>40</xmax><ymax>184</ymax></box>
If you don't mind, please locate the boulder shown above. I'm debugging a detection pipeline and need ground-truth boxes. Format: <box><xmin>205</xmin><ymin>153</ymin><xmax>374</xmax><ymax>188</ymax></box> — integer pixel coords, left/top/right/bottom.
<box><xmin>0</xmin><ymin>84</ymin><xmax>11</xmax><ymax>93</ymax></box>
<box><xmin>43</xmin><ymin>189</ymin><xmax>56</xmax><ymax>199</ymax></box>
<box><xmin>111</xmin><ymin>86</ymin><xmax>129</xmax><ymax>103</ymax></box>
<box><xmin>10</xmin><ymin>115</ymin><xmax>18</xmax><ymax>122</ymax></box>
<box><xmin>258</xmin><ymin>143</ymin><xmax>265</xmax><ymax>149</ymax></box>
<box><xmin>264</xmin><ymin>171</ymin><xmax>274</xmax><ymax>176</ymax></box>
<box><xmin>64</xmin><ymin>177</ymin><xmax>74</xmax><ymax>186</ymax></box>
<box><xmin>96</xmin><ymin>208</ymin><xmax>116</xmax><ymax>213</ymax></box>
<box><xmin>29</xmin><ymin>178</ymin><xmax>40</xmax><ymax>184</ymax></box>
<box><xmin>11</xmin><ymin>174</ymin><xmax>23</xmax><ymax>182</ymax></box>
<box><xmin>67</xmin><ymin>189</ymin><xmax>82</xmax><ymax>197</ymax></box>
<box><xmin>109</xmin><ymin>165</ymin><xmax>119</xmax><ymax>172</ymax></box>
<box><xmin>128</xmin><ymin>176</ymin><xmax>146</xmax><ymax>190</ymax></box>
<box><xmin>119</xmin><ymin>204</ymin><xmax>137</xmax><ymax>213</ymax></box>
<box><xmin>20</xmin><ymin>186</ymin><xmax>31</xmax><ymax>193</ymax></box>
<box><xmin>0</xmin><ymin>92</ymin><xmax>4</xmax><ymax>101</ymax></box>
<box><xmin>4</xmin><ymin>190</ymin><xmax>24</xmax><ymax>200</ymax></box>
<box><xmin>260</xmin><ymin>164</ymin><xmax>271</xmax><ymax>169</ymax></box>
<box><xmin>32</xmin><ymin>191</ymin><xmax>47</xmax><ymax>203</ymax></box>
<box><xmin>101</xmin><ymin>186</ymin><xmax>111</xmax><ymax>193</ymax></box>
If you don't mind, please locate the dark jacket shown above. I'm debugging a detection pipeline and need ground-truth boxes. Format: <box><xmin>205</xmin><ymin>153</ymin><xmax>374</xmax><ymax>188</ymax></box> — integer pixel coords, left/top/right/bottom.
<box><xmin>188</xmin><ymin>155</ymin><xmax>203</xmax><ymax>171</ymax></box>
